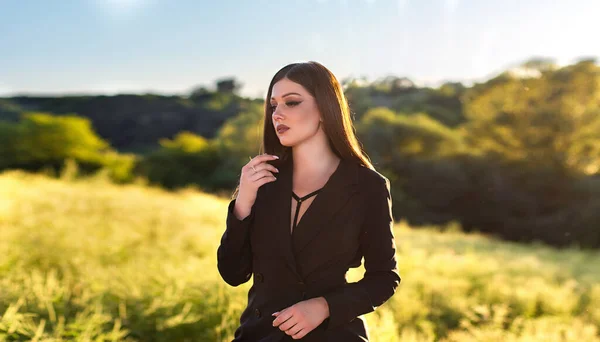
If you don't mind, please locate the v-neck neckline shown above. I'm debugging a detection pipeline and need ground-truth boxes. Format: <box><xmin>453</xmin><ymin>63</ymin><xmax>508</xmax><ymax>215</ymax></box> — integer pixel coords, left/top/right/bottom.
<box><xmin>291</xmin><ymin>187</ymin><xmax>324</xmax><ymax>233</ymax></box>
<box><xmin>268</xmin><ymin>155</ymin><xmax>358</xmax><ymax>275</ymax></box>
<box><xmin>289</xmin><ymin>159</ymin><xmax>343</xmax><ymax>235</ymax></box>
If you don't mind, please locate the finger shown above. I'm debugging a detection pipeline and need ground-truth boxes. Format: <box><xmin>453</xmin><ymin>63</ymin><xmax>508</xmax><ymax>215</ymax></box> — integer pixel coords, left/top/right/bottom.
<box><xmin>272</xmin><ymin>309</ymin><xmax>293</xmax><ymax>327</ymax></box>
<box><xmin>279</xmin><ymin>317</ymin><xmax>298</xmax><ymax>332</ymax></box>
<box><xmin>273</xmin><ymin>306</ymin><xmax>289</xmax><ymax>318</ymax></box>
<box><xmin>252</xmin><ymin>163</ymin><xmax>279</xmax><ymax>175</ymax></box>
<box><xmin>247</xmin><ymin>154</ymin><xmax>279</xmax><ymax>169</ymax></box>
<box><xmin>286</xmin><ymin>323</ymin><xmax>303</xmax><ymax>336</ymax></box>
<box><xmin>255</xmin><ymin>175</ymin><xmax>277</xmax><ymax>187</ymax></box>
<box><xmin>273</xmin><ymin>313</ymin><xmax>292</xmax><ymax>328</ymax></box>
<box><xmin>292</xmin><ymin>329</ymin><xmax>308</xmax><ymax>340</ymax></box>
<box><xmin>249</xmin><ymin>170</ymin><xmax>275</xmax><ymax>182</ymax></box>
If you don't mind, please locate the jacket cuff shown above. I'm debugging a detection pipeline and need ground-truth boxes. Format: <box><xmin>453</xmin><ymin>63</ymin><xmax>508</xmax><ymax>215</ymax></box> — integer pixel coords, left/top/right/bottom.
<box><xmin>223</xmin><ymin>198</ymin><xmax>256</xmax><ymax>248</ymax></box>
<box><xmin>321</xmin><ymin>285</ymin><xmax>371</xmax><ymax>330</ymax></box>
<box><xmin>322</xmin><ymin>292</ymin><xmax>346</xmax><ymax>330</ymax></box>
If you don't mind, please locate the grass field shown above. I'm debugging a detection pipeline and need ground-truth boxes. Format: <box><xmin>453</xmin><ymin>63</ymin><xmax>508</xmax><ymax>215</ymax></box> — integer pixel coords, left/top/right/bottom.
<box><xmin>1</xmin><ymin>170</ymin><xmax>599</xmax><ymax>341</ymax></box>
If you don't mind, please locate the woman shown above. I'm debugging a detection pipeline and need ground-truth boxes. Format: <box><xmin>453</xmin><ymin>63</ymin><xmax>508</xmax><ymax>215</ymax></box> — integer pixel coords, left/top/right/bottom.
<box><xmin>217</xmin><ymin>61</ymin><xmax>401</xmax><ymax>341</ymax></box>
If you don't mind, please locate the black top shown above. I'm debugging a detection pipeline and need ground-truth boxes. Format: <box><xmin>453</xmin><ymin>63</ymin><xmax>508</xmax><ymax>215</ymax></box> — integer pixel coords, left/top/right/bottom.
<box><xmin>291</xmin><ymin>188</ymin><xmax>323</xmax><ymax>232</ymax></box>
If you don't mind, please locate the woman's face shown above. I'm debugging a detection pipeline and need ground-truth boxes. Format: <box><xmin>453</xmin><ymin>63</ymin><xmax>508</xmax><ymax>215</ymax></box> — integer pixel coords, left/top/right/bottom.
<box><xmin>270</xmin><ymin>77</ymin><xmax>322</xmax><ymax>147</ymax></box>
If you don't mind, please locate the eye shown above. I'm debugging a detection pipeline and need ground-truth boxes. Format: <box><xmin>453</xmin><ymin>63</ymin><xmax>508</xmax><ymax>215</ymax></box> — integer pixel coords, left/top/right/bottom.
<box><xmin>285</xmin><ymin>101</ymin><xmax>301</xmax><ymax>107</ymax></box>
<box><xmin>270</xmin><ymin>100</ymin><xmax>302</xmax><ymax>112</ymax></box>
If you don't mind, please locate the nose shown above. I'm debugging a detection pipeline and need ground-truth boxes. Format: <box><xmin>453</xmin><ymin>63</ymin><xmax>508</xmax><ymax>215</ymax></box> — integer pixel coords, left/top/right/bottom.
<box><xmin>272</xmin><ymin>106</ymin><xmax>285</xmax><ymax>121</ymax></box>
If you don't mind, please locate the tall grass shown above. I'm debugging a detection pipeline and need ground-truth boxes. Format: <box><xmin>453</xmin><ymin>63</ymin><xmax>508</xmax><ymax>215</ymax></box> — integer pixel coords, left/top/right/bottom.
<box><xmin>0</xmin><ymin>170</ymin><xmax>599</xmax><ymax>341</ymax></box>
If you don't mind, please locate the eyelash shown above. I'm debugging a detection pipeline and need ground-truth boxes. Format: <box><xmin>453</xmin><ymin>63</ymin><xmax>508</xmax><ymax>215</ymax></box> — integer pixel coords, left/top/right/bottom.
<box><xmin>270</xmin><ymin>101</ymin><xmax>301</xmax><ymax>111</ymax></box>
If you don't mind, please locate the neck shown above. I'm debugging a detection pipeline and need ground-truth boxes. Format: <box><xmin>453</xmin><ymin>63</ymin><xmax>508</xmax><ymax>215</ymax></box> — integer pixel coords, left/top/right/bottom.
<box><xmin>291</xmin><ymin>137</ymin><xmax>340</xmax><ymax>176</ymax></box>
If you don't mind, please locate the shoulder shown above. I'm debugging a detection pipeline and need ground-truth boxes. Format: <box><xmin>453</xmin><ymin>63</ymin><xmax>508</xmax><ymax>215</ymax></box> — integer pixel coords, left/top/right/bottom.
<box><xmin>355</xmin><ymin>164</ymin><xmax>391</xmax><ymax>196</ymax></box>
<box><xmin>356</xmin><ymin>164</ymin><xmax>390</xmax><ymax>187</ymax></box>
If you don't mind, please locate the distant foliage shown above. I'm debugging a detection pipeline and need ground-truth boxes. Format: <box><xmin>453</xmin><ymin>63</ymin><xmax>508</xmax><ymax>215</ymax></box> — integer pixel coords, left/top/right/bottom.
<box><xmin>138</xmin><ymin>102</ymin><xmax>263</xmax><ymax>191</ymax></box>
<box><xmin>6</xmin><ymin>80</ymin><xmax>252</xmax><ymax>151</ymax></box>
<box><xmin>1</xmin><ymin>58</ymin><xmax>599</xmax><ymax>247</ymax></box>
<box><xmin>344</xmin><ymin>76</ymin><xmax>466</xmax><ymax>126</ymax></box>
<box><xmin>138</xmin><ymin>132</ymin><xmax>221</xmax><ymax>190</ymax></box>
<box><xmin>216</xmin><ymin>77</ymin><xmax>243</xmax><ymax>94</ymax></box>
<box><xmin>0</xmin><ymin>112</ymin><xmax>136</xmax><ymax>183</ymax></box>
<box><xmin>352</xmin><ymin>59</ymin><xmax>600</xmax><ymax>248</ymax></box>
<box><xmin>463</xmin><ymin>59</ymin><xmax>600</xmax><ymax>175</ymax></box>
<box><xmin>0</xmin><ymin>98</ymin><xmax>22</xmax><ymax>122</ymax></box>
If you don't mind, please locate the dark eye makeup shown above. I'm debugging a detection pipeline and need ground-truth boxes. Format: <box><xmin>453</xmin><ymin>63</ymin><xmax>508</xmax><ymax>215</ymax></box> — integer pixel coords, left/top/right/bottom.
<box><xmin>270</xmin><ymin>101</ymin><xmax>302</xmax><ymax>111</ymax></box>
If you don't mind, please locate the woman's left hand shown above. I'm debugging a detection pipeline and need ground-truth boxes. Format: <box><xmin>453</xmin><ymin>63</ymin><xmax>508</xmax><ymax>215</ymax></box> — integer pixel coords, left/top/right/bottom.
<box><xmin>272</xmin><ymin>297</ymin><xmax>330</xmax><ymax>339</ymax></box>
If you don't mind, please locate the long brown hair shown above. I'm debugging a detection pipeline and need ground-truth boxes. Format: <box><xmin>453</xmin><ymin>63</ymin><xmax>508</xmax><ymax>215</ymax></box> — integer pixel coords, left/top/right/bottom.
<box><xmin>261</xmin><ymin>61</ymin><xmax>373</xmax><ymax>170</ymax></box>
<box><xmin>231</xmin><ymin>62</ymin><xmax>374</xmax><ymax>200</ymax></box>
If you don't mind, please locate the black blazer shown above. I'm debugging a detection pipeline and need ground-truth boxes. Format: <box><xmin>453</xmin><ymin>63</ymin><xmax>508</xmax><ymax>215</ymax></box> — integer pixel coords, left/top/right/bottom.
<box><xmin>217</xmin><ymin>157</ymin><xmax>401</xmax><ymax>341</ymax></box>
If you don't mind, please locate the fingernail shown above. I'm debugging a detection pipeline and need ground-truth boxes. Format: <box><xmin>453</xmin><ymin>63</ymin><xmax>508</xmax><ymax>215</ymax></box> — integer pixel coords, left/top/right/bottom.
<box><xmin>275</xmin><ymin>168</ymin><xmax>279</xmax><ymax>172</ymax></box>
<box><xmin>273</xmin><ymin>155</ymin><xmax>279</xmax><ymax>159</ymax></box>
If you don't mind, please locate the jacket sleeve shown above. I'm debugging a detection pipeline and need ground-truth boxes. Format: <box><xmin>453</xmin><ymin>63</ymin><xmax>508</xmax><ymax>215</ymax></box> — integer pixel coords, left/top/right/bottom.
<box><xmin>217</xmin><ymin>197</ymin><xmax>256</xmax><ymax>287</ymax></box>
<box><xmin>322</xmin><ymin>176</ymin><xmax>401</xmax><ymax>330</ymax></box>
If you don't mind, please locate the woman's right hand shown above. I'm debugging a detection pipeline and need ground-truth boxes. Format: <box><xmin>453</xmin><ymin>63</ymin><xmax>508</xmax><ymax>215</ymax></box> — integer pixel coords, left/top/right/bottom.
<box><xmin>234</xmin><ymin>154</ymin><xmax>280</xmax><ymax>220</ymax></box>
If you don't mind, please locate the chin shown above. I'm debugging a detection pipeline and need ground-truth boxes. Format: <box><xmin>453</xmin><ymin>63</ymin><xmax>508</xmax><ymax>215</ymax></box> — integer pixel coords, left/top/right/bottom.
<box><xmin>278</xmin><ymin>137</ymin><xmax>297</xmax><ymax>148</ymax></box>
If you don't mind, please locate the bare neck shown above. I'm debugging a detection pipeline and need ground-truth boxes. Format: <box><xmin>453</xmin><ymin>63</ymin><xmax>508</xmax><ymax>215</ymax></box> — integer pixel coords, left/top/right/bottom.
<box><xmin>292</xmin><ymin>148</ymin><xmax>340</xmax><ymax>179</ymax></box>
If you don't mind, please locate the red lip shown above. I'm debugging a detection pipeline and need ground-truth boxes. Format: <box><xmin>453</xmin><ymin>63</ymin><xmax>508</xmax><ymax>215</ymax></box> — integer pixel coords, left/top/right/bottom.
<box><xmin>277</xmin><ymin>125</ymin><xmax>290</xmax><ymax>134</ymax></box>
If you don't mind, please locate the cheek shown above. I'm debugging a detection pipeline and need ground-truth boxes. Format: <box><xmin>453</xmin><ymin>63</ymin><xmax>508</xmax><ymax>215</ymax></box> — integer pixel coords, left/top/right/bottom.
<box><xmin>297</xmin><ymin>104</ymin><xmax>320</xmax><ymax>125</ymax></box>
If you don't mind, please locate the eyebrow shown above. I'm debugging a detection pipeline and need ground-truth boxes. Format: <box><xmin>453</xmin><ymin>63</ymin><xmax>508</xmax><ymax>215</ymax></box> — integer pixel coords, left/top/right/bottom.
<box><xmin>270</xmin><ymin>92</ymin><xmax>302</xmax><ymax>100</ymax></box>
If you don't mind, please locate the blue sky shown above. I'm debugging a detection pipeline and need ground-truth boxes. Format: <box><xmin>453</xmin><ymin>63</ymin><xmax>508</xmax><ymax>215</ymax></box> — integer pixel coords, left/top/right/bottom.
<box><xmin>1</xmin><ymin>0</ymin><xmax>598</xmax><ymax>98</ymax></box>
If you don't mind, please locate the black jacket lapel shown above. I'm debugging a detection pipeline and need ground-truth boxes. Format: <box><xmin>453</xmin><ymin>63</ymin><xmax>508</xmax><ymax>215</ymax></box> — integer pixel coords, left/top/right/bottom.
<box><xmin>291</xmin><ymin>158</ymin><xmax>359</xmax><ymax>255</ymax></box>
<box><xmin>264</xmin><ymin>157</ymin><xmax>360</xmax><ymax>278</ymax></box>
<box><xmin>265</xmin><ymin>158</ymin><xmax>300</xmax><ymax>278</ymax></box>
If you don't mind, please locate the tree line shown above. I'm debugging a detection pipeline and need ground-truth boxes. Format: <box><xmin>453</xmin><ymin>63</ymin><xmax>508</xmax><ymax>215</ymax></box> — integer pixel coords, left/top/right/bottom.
<box><xmin>1</xmin><ymin>57</ymin><xmax>599</xmax><ymax>248</ymax></box>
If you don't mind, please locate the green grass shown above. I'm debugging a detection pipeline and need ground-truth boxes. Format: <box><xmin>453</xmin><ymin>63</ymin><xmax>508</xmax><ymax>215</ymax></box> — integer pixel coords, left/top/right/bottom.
<box><xmin>0</xmin><ymin>170</ymin><xmax>599</xmax><ymax>341</ymax></box>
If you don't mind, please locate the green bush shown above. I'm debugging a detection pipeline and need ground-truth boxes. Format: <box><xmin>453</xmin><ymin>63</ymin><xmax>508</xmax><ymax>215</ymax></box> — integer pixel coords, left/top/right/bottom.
<box><xmin>0</xmin><ymin>112</ymin><xmax>136</xmax><ymax>183</ymax></box>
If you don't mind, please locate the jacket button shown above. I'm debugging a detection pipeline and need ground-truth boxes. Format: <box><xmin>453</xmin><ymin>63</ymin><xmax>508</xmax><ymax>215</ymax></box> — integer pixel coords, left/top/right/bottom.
<box><xmin>254</xmin><ymin>308</ymin><xmax>261</xmax><ymax>318</ymax></box>
<box><xmin>255</xmin><ymin>272</ymin><xmax>264</xmax><ymax>283</ymax></box>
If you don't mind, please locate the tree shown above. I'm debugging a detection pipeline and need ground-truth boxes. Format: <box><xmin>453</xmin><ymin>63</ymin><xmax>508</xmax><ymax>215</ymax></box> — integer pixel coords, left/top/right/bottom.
<box><xmin>358</xmin><ymin>107</ymin><xmax>465</xmax><ymax>165</ymax></box>
<box><xmin>14</xmin><ymin>112</ymin><xmax>110</xmax><ymax>165</ymax></box>
<box><xmin>216</xmin><ymin>77</ymin><xmax>242</xmax><ymax>94</ymax></box>
<box><xmin>140</xmin><ymin>132</ymin><xmax>220</xmax><ymax>190</ymax></box>
<box><xmin>521</xmin><ymin>56</ymin><xmax>558</xmax><ymax>72</ymax></box>
<box><xmin>356</xmin><ymin>107</ymin><xmax>467</xmax><ymax>221</ymax></box>
<box><xmin>189</xmin><ymin>86</ymin><xmax>211</xmax><ymax>101</ymax></box>
<box><xmin>215</xmin><ymin>103</ymin><xmax>263</xmax><ymax>160</ymax></box>
<box><xmin>159</xmin><ymin>131</ymin><xmax>208</xmax><ymax>153</ymax></box>
<box><xmin>0</xmin><ymin>112</ymin><xmax>135</xmax><ymax>182</ymax></box>
<box><xmin>455</xmin><ymin>59</ymin><xmax>600</xmax><ymax>247</ymax></box>
<box><xmin>462</xmin><ymin>59</ymin><xmax>600</xmax><ymax>176</ymax></box>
